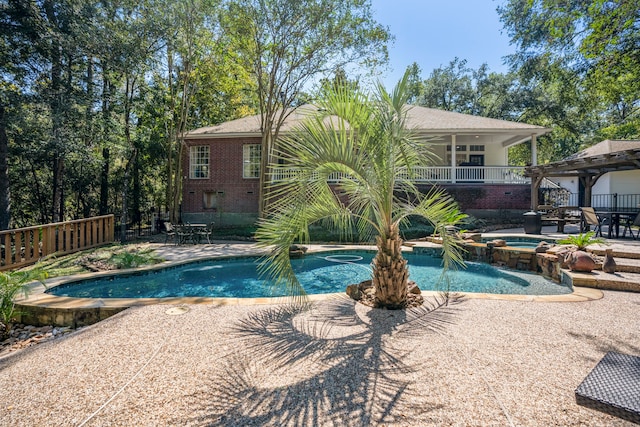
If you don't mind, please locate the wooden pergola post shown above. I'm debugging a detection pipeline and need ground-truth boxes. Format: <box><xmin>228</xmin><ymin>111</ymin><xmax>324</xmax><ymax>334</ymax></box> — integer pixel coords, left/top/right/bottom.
<box><xmin>579</xmin><ymin>172</ymin><xmax>605</xmax><ymax>208</ymax></box>
<box><xmin>531</xmin><ymin>175</ymin><xmax>543</xmax><ymax>210</ymax></box>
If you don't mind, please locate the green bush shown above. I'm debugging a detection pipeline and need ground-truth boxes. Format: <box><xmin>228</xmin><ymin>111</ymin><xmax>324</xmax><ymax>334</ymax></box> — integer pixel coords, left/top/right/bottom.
<box><xmin>108</xmin><ymin>248</ymin><xmax>162</xmax><ymax>269</ymax></box>
<box><xmin>557</xmin><ymin>231</ymin><xmax>606</xmax><ymax>250</ymax></box>
<box><xmin>0</xmin><ymin>267</ymin><xmax>48</xmax><ymax>334</ymax></box>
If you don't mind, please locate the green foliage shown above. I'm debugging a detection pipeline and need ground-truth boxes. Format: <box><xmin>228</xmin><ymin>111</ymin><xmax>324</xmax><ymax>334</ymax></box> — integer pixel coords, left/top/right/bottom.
<box><xmin>255</xmin><ymin>72</ymin><xmax>467</xmax><ymax>303</ymax></box>
<box><xmin>0</xmin><ymin>267</ymin><xmax>48</xmax><ymax>327</ymax></box>
<box><xmin>26</xmin><ymin>244</ymin><xmax>163</xmax><ymax>277</ymax></box>
<box><xmin>108</xmin><ymin>248</ymin><xmax>162</xmax><ymax>269</ymax></box>
<box><xmin>557</xmin><ymin>232</ymin><xmax>605</xmax><ymax>250</ymax></box>
<box><xmin>498</xmin><ymin>0</ymin><xmax>639</xmax><ymax>142</ymax></box>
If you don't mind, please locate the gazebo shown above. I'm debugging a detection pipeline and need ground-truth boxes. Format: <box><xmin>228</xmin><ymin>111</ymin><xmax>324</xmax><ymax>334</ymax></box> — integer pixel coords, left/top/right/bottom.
<box><xmin>525</xmin><ymin>142</ymin><xmax>640</xmax><ymax>210</ymax></box>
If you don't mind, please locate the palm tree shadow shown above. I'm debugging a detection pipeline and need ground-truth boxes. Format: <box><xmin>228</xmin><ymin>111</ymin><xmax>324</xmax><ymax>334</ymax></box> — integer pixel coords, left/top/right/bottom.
<box><xmin>177</xmin><ymin>294</ymin><xmax>465</xmax><ymax>426</ymax></box>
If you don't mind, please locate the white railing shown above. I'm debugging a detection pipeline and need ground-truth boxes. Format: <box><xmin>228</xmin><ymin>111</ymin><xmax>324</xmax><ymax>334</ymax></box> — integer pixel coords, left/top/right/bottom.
<box><xmin>270</xmin><ymin>166</ymin><xmax>529</xmax><ymax>184</ymax></box>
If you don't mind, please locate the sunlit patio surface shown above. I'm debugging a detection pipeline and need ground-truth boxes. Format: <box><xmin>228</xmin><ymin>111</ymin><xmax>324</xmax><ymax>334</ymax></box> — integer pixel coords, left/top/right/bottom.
<box><xmin>1</xmin><ymin>238</ymin><xmax>639</xmax><ymax>426</ymax></box>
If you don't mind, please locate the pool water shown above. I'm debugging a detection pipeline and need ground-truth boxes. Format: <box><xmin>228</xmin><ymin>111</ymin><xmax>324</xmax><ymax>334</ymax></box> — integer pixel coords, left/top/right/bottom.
<box><xmin>46</xmin><ymin>251</ymin><xmax>571</xmax><ymax>299</ymax></box>
<box><xmin>481</xmin><ymin>237</ymin><xmax>554</xmax><ymax>249</ymax></box>
<box><xmin>503</xmin><ymin>242</ymin><xmax>541</xmax><ymax>249</ymax></box>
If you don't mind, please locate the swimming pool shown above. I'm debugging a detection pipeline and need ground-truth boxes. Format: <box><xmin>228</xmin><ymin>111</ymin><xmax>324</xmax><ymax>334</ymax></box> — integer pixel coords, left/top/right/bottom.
<box><xmin>482</xmin><ymin>237</ymin><xmax>554</xmax><ymax>249</ymax></box>
<box><xmin>46</xmin><ymin>250</ymin><xmax>571</xmax><ymax>298</ymax></box>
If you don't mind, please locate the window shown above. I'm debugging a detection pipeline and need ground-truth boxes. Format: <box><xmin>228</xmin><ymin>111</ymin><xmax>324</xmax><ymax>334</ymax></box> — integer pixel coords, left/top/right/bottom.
<box><xmin>470</xmin><ymin>145</ymin><xmax>485</xmax><ymax>152</ymax></box>
<box><xmin>190</xmin><ymin>146</ymin><xmax>209</xmax><ymax>179</ymax></box>
<box><xmin>243</xmin><ymin>144</ymin><xmax>261</xmax><ymax>178</ymax></box>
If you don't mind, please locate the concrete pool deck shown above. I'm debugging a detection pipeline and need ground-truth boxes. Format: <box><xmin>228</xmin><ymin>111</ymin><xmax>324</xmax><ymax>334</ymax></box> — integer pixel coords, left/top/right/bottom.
<box><xmin>2</xmin><ymin>232</ymin><xmax>639</xmax><ymax>425</ymax></box>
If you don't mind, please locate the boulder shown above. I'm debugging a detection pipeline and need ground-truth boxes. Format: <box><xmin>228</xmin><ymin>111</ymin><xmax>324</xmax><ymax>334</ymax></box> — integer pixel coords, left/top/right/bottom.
<box><xmin>346</xmin><ymin>284</ymin><xmax>361</xmax><ymax>300</ymax></box>
<box><xmin>407</xmin><ymin>281</ymin><xmax>421</xmax><ymax>295</ymax></box>
<box><xmin>461</xmin><ymin>232</ymin><xmax>482</xmax><ymax>242</ymax></box>
<box><xmin>535</xmin><ymin>242</ymin><xmax>553</xmax><ymax>253</ymax></box>
<box><xmin>568</xmin><ymin>250</ymin><xmax>596</xmax><ymax>272</ymax></box>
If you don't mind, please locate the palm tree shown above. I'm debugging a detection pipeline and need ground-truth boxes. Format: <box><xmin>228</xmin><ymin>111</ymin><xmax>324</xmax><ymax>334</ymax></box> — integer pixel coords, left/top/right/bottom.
<box><xmin>255</xmin><ymin>73</ymin><xmax>466</xmax><ymax>309</ymax></box>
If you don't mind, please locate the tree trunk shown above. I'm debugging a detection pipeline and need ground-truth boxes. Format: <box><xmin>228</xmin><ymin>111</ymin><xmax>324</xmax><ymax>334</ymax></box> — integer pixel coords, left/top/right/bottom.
<box><xmin>99</xmin><ymin>75</ymin><xmax>111</xmax><ymax>215</ymax></box>
<box><xmin>372</xmin><ymin>223</ymin><xmax>409</xmax><ymax>309</ymax></box>
<box><xmin>0</xmin><ymin>102</ymin><xmax>10</xmax><ymax>230</ymax></box>
<box><xmin>51</xmin><ymin>155</ymin><xmax>64</xmax><ymax>222</ymax></box>
<box><xmin>45</xmin><ymin>0</ymin><xmax>64</xmax><ymax>223</ymax></box>
<box><xmin>258</xmin><ymin>131</ymin><xmax>271</xmax><ymax>216</ymax></box>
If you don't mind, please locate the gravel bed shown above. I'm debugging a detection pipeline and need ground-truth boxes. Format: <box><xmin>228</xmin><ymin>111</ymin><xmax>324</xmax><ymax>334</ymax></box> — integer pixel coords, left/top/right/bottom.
<box><xmin>0</xmin><ymin>290</ymin><xmax>638</xmax><ymax>426</ymax></box>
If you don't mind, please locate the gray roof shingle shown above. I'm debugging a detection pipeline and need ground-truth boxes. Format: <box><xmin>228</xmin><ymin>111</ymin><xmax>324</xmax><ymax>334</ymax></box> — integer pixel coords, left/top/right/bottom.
<box><xmin>185</xmin><ymin>104</ymin><xmax>548</xmax><ymax>137</ymax></box>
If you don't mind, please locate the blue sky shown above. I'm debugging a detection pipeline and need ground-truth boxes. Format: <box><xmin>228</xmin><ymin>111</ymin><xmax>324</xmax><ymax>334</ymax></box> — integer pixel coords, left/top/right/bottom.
<box><xmin>369</xmin><ymin>0</ymin><xmax>514</xmax><ymax>88</ymax></box>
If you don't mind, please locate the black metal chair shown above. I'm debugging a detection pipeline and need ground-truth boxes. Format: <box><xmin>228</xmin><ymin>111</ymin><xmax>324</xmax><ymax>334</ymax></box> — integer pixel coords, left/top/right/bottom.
<box><xmin>621</xmin><ymin>212</ymin><xmax>640</xmax><ymax>240</ymax></box>
<box><xmin>175</xmin><ymin>224</ymin><xmax>192</xmax><ymax>245</ymax></box>
<box><xmin>196</xmin><ymin>222</ymin><xmax>214</xmax><ymax>244</ymax></box>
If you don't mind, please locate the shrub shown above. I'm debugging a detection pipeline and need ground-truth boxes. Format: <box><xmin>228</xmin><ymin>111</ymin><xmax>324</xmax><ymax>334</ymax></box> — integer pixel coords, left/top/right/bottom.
<box><xmin>557</xmin><ymin>232</ymin><xmax>606</xmax><ymax>250</ymax></box>
<box><xmin>0</xmin><ymin>267</ymin><xmax>48</xmax><ymax>336</ymax></box>
<box><xmin>108</xmin><ymin>248</ymin><xmax>161</xmax><ymax>269</ymax></box>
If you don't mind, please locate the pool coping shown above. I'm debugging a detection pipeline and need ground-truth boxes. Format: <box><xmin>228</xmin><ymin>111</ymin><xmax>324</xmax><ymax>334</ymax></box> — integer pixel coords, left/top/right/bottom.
<box><xmin>17</xmin><ymin>244</ymin><xmax>603</xmax><ymax>315</ymax></box>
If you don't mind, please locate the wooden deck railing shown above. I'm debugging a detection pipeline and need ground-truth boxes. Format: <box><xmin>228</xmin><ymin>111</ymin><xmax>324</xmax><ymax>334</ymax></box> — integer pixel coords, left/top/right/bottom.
<box><xmin>0</xmin><ymin>215</ymin><xmax>115</xmax><ymax>271</ymax></box>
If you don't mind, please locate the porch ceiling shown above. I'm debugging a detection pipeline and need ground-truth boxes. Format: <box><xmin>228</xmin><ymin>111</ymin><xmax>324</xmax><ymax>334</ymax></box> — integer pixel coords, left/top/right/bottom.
<box><xmin>419</xmin><ymin>132</ymin><xmax>542</xmax><ymax>147</ymax></box>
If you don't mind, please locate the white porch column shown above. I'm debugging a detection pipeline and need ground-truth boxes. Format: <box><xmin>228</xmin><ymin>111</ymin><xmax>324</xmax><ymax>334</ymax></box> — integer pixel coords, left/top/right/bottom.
<box><xmin>531</xmin><ymin>134</ymin><xmax>538</xmax><ymax>166</ymax></box>
<box><xmin>451</xmin><ymin>135</ymin><xmax>457</xmax><ymax>183</ymax></box>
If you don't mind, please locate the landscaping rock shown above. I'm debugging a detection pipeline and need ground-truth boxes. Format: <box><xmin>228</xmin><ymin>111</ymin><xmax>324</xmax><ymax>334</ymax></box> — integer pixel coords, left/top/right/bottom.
<box><xmin>408</xmin><ymin>281</ymin><xmax>422</xmax><ymax>295</ymax></box>
<box><xmin>346</xmin><ymin>279</ymin><xmax>423</xmax><ymax>308</ymax></box>
<box><xmin>568</xmin><ymin>250</ymin><xmax>596</xmax><ymax>272</ymax></box>
<box><xmin>461</xmin><ymin>233</ymin><xmax>481</xmax><ymax>242</ymax></box>
<box><xmin>602</xmin><ymin>249</ymin><xmax>617</xmax><ymax>274</ymax></box>
<box><xmin>289</xmin><ymin>244</ymin><xmax>308</xmax><ymax>258</ymax></box>
<box><xmin>535</xmin><ymin>241</ymin><xmax>553</xmax><ymax>253</ymax></box>
<box><xmin>346</xmin><ymin>284</ymin><xmax>361</xmax><ymax>300</ymax></box>
<box><xmin>1</xmin><ymin>324</ymin><xmax>78</xmax><ymax>356</ymax></box>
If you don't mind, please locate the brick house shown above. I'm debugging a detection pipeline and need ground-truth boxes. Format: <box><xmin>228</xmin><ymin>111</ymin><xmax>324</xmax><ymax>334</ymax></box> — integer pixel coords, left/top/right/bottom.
<box><xmin>181</xmin><ymin>105</ymin><xmax>550</xmax><ymax>226</ymax></box>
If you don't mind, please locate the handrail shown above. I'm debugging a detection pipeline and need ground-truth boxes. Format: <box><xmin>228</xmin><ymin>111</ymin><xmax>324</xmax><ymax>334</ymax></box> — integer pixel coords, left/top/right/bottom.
<box><xmin>0</xmin><ymin>215</ymin><xmax>115</xmax><ymax>271</ymax></box>
<box><xmin>271</xmin><ymin>166</ymin><xmax>529</xmax><ymax>184</ymax></box>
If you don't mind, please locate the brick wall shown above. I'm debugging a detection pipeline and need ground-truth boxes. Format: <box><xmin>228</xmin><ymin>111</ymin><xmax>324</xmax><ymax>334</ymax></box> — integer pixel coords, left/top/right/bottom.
<box><xmin>182</xmin><ymin>137</ymin><xmax>261</xmax><ymax>225</ymax></box>
<box><xmin>418</xmin><ymin>183</ymin><xmax>531</xmax><ymax>210</ymax></box>
<box><xmin>181</xmin><ymin>137</ymin><xmax>532</xmax><ymax>225</ymax></box>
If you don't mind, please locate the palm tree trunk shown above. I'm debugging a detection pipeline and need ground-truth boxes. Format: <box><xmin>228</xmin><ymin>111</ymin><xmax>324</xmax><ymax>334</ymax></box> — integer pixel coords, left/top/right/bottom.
<box><xmin>372</xmin><ymin>223</ymin><xmax>409</xmax><ymax>309</ymax></box>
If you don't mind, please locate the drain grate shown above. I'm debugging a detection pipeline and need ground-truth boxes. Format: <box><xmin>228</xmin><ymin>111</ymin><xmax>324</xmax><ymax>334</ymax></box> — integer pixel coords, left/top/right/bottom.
<box><xmin>165</xmin><ymin>306</ymin><xmax>190</xmax><ymax>316</ymax></box>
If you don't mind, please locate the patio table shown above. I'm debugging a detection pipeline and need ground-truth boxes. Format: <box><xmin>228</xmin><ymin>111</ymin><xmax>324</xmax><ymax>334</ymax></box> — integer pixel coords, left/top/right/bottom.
<box><xmin>595</xmin><ymin>210</ymin><xmax>640</xmax><ymax>239</ymax></box>
<box><xmin>176</xmin><ymin>224</ymin><xmax>207</xmax><ymax>244</ymax></box>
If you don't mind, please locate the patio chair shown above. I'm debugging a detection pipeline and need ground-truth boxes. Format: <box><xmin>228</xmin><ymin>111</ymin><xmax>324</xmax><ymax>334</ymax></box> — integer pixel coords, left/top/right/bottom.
<box><xmin>621</xmin><ymin>212</ymin><xmax>640</xmax><ymax>240</ymax></box>
<box><xmin>580</xmin><ymin>207</ymin><xmax>604</xmax><ymax>237</ymax></box>
<box><xmin>175</xmin><ymin>224</ymin><xmax>193</xmax><ymax>245</ymax></box>
<box><xmin>195</xmin><ymin>222</ymin><xmax>214</xmax><ymax>244</ymax></box>
<box><xmin>163</xmin><ymin>222</ymin><xmax>176</xmax><ymax>244</ymax></box>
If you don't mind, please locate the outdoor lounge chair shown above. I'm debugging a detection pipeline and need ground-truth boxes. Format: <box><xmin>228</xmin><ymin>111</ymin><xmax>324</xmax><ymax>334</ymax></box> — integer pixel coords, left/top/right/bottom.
<box><xmin>575</xmin><ymin>351</ymin><xmax>640</xmax><ymax>423</ymax></box>
<box><xmin>581</xmin><ymin>207</ymin><xmax>605</xmax><ymax>237</ymax></box>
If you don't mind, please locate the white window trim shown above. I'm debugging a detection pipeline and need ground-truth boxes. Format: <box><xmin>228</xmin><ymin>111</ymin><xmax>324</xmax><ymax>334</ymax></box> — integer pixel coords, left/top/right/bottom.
<box><xmin>243</xmin><ymin>144</ymin><xmax>261</xmax><ymax>179</ymax></box>
<box><xmin>190</xmin><ymin>146</ymin><xmax>210</xmax><ymax>179</ymax></box>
